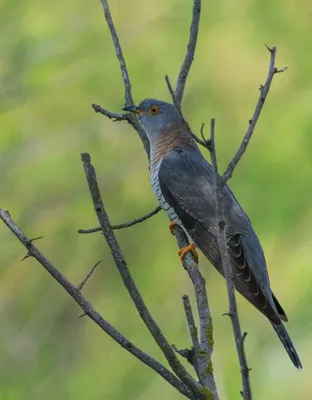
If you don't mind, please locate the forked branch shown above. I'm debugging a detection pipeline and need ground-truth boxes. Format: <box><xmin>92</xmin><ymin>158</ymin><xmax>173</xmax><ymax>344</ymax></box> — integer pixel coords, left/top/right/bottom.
<box><xmin>0</xmin><ymin>209</ymin><xmax>193</xmax><ymax>399</ymax></box>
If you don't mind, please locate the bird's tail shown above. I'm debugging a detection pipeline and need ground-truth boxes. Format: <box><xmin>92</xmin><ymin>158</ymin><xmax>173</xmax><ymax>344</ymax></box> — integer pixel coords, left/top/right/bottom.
<box><xmin>271</xmin><ymin>322</ymin><xmax>302</xmax><ymax>369</ymax></box>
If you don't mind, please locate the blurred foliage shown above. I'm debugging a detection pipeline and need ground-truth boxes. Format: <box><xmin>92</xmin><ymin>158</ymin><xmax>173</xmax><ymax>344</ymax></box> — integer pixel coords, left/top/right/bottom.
<box><xmin>1</xmin><ymin>0</ymin><xmax>311</xmax><ymax>399</ymax></box>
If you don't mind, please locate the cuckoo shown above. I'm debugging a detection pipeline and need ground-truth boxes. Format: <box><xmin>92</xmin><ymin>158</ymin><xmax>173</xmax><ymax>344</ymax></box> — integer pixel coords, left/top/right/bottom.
<box><xmin>123</xmin><ymin>98</ymin><xmax>302</xmax><ymax>369</ymax></box>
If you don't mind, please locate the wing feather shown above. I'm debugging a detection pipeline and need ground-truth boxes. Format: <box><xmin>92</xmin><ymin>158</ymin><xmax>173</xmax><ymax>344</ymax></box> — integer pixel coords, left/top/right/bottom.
<box><xmin>158</xmin><ymin>147</ymin><xmax>282</xmax><ymax>323</ymax></box>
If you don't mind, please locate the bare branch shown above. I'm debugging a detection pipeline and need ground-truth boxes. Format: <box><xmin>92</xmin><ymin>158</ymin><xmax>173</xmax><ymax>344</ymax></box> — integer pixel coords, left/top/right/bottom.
<box><xmin>208</xmin><ymin>120</ymin><xmax>252</xmax><ymax>400</ymax></box>
<box><xmin>173</xmin><ymin>225</ymin><xmax>218</xmax><ymax>399</ymax></box>
<box><xmin>0</xmin><ymin>209</ymin><xmax>194</xmax><ymax>399</ymax></box>
<box><xmin>172</xmin><ymin>344</ymin><xmax>193</xmax><ymax>364</ymax></box>
<box><xmin>77</xmin><ymin>260</ymin><xmax>102</xmax><ymax>291</ymax></box>
<box><xmin>92</xmin><ymin>104</ymin><xmax>127</xmax><ymax>121</ymax></box>
<box><xmin>166</xmin><ymin>71</ymin><xmax>219</xmax><ymax>400</ymax></box>
<box><xmin>100</xmin><ymin>0</ymin><xmax>133</xmax><ymax>105</ymax></box>
<box><xmin>98</xmin><ymin>1</ymin><xmax>150</xmax><ymax>157</ymax></box>
<box><xmin>222</xmin><ymin>46</ymin><xmax>285</xmax><ymax>184</ymax></box>
<box><xmin>81</xmin><ymin>153</ymin><xmax>208</xmax><ymax>399</ymax></box>
<box><xmin>182</xmin><ymin>295</ymin><xmax>200</xmax><ymax>377</ymax></box>
<box><xmin>78</xmin><ymin>206</ymin><xmax>162</xmax><ymax>234</ymax></box>
<box><xmin>175</xmin><ymin>0</ymin><xmax>201</xmax><ymax>105</ymax></box>
<box><xmin>97</xmin><ymin>2</ymin><xmax>218</xmax><ymax>398</ymax></box>
<box><xmin>183</xmin><ymin>295</ymin><xmax>200</xmax><ymax>354</ymax></box>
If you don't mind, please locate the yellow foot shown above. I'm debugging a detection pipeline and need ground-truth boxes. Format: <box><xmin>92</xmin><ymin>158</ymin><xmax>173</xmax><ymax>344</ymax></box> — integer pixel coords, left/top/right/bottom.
<box><xmin>178</xmin><ymin>244</ymin><xmax>198</xmax><ymax>263</ymax></box>
<box><xmin>169</xmin><ymin>221</ymin><xmax>177</xmax><ymax>235</ymax></box>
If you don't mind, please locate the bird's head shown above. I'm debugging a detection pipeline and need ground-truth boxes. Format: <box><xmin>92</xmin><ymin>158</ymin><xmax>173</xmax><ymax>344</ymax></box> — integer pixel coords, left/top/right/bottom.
<box><xmin>123</xmin><ymin>98</ymin><xmax>182</xmax><ymax>144</ymax></box>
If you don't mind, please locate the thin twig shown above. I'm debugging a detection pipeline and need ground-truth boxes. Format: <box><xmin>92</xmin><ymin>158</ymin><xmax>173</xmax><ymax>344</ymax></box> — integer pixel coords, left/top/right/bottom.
<box><xmin>78</xmin><ymin>206</ymin><xmax>162</xmax><ymax>234</ymax></box>
<box><xmin>99</xmin><ymin>1</ymin><xmax>150</xmax><ymax>156</ymax></box>
<box><xmin>208</xmin><ymin>120</ymin><xmax>252</xmax><ymax>400</ymax></box>
<box><xmin>0</xmin><ymin>208</ymin><xmax>194</xmax><ymax>400</ymax></box>
<box><xmin>100</xmin><ymin>0</ymin><xmax>133</xmax><ymax>105</ymax></box>
<box><xmin>81</xmin><ymin>153</ymin><xmax>207</xmax><ymax>399</ymax></box>
<box><xmin>222</xmin><ymin>46</ymin><xmax>285</xmax><ymax>184</ymax></box>
<box><xmin>182</xmin><ymin>295</ymin><xmax>200</xmax><ymax>376</ymax></box>
<box><xmin>172</xmin><ymin>344</ymin><xmax>193</xmax><ymax>364</ymax></box>
<box><xmin>92</xmin><ymin>104</ymin><xmax>127</xmax><ymax>121</ymax></box>
<box><xmin>175</xmin><ymin>0</ymin><xmax>201</xmax><ymax>105</ymax></box>
<box><xmin>77</xmin><ymin>260</ymin><xmax>102</xmax><ymax>291</ymax></box>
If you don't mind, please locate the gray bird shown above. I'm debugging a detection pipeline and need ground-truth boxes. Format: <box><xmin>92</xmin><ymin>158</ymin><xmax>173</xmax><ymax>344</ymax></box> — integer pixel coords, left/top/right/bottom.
<box><xmin>124</xmin><ymin>98</ymin><xmax>302</xmax><ymax>369</ymax></box>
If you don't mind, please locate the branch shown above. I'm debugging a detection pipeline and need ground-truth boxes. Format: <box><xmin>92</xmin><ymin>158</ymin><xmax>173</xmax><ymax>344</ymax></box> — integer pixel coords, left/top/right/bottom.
<box><xmin>173</xmin><ymin>225</ymin><xmax>218</xmax><ymax>399</ymax></box>
<box><xmin>77</xmin><ymin>260</ymin><xmax>102</xmax><ymax>291</ymax></box>
<box><xmin>99</xmin><ymin>1</ymin><xmax>150</xmax><ymax>156</ymax></box>
<box><xmin>0</xmin><ymin>209</ymin><xmax>193</xmax><ymax>399</ymax></box>
<box><xmin>208</xmin><ymin>120</ymin><xmax>252</xmax><ymax>400</ymax></box>
<box><xmin>222</xmin><ymin>46</ymin><xmax>285</xmax><ymax>184</ymax></box>
<box><xmin>100</xmin><ymin>0</ymin><xmax>133</xmax><ymax>105</ymax></box>
<box><xmin>81</xmin><ymin>153</ymin><xmax>208</xmax><ymax>399</ymax></box>
<box><xmin>78</xmin><ymin>206</ymin><xmax>162</xmax><ymax>234</ymax></box>
<box><xmin>182</xmin><ymin>295</ymin><xmax>200</xmax><ymax>375</ymax></box>
<box><xmin>96</xmin><ymin>1</ymin><xmax>218</xmax><ymax>398</ymax></box>
<box><xmin>175</xmin><ymin>0</ymin><xmax>201</xmax><ymax>106</ymax></box>
<box><xmin>92</xmin><ymin>104</ymin><xmax>127</xmax><ymax>121</ymax></box>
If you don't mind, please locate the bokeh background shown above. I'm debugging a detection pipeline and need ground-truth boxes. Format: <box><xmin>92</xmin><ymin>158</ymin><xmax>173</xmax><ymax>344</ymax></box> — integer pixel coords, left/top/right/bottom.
<box><xmin>1</xmin><ymin>0</ymin><xmax>311</xmax><ymax>399</ymax></box>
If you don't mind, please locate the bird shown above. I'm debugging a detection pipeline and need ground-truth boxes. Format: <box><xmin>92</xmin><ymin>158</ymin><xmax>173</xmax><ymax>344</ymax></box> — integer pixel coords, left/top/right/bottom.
<box><xmin>123</xmin><ymin>98</ymin><xmax>302</xmax><ymax>369</ymax></box>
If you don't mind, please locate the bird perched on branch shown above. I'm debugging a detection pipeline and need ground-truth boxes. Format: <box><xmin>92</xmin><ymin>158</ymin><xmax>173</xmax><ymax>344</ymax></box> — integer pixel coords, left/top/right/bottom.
<box><xmin>123</xmin><ymin>98</ymin><xmax>302</xmax><ymax>369</ymax></box>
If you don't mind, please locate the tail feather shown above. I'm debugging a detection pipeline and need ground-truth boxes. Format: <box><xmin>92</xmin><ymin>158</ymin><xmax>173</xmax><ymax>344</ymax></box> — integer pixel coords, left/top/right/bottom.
<box><xmin>271</xmin><ymin>323</ymin><xmax>302</xmax><ymax>369</ymax></box>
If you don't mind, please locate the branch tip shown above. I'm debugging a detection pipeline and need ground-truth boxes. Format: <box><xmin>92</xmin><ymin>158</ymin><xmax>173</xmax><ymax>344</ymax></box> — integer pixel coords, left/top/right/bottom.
<box><xmin>77</xmin><ymin>260</ymin><xmax>102</xmax><ymax>291</ymax></box>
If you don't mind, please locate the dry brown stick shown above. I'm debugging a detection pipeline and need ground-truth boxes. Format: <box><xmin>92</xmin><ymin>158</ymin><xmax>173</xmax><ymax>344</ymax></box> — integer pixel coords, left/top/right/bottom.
<box><xmin>175</xmin><ymin>0</ymin><xmax>201</xmax><ymax>105</ymax></box>
<box><xmin>78</xmin><ymin>206</ymin><xmax>162</xmax><ymax>234</ymax></box>
<box><xmin>208</xmin><ymin>119</ymin><xmax>252</xmax><ymax>400</ymax></box>
<box><xmin>81</xmin><ymin>153</ymin><xmax>208</xmax><ymax>399</ymax></box>
<box><xmin>0</xmin><ymin>209</ymin><xmax>194</xmax><ymax>400</ymax></box>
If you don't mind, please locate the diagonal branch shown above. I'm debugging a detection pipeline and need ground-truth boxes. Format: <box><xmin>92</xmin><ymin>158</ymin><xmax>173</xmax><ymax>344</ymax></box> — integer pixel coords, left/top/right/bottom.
<box><xmin>208</xmin><ymin>120</ymin><xmax>252</xmax><ymax>400</ymax></box>
<box><xmin>175</xmin><ymin>0</ymin><xmax>201</xmax><ymax>106</ymax></box>
<box><xmin>0</xmin><ymin>209</ymin><xmax>194</xmax><ymax>400</ymax></box>
<box><xmin>222</xmin><ymin>46</ymin><xmax>285</xmax><ymax>184</ymax></box>
<box><xmin>77</xmin><ymin>260</ymin><xmax>102</xmax><ymax>291</ymax></box>
<box><xmin>81</xmin><ymin>153</ymin><xmax>208</xmax><ymax>399</ymax></box>
<box><xmin>78</xmin><ymin>206</ymin><xmax>162</xmax><ymax>234</ymax></box>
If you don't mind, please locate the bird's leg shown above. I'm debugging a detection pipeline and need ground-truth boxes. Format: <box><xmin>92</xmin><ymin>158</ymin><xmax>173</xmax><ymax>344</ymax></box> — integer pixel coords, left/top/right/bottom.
<box><xmin>178</xmin><ymin>244</ymin><xmax>199</xmax><ymax>263</ymax></box>
<box><xmin>169</xmin><ymin>221</ymin><xmax>177</xmax><ymax>235</ymax></box>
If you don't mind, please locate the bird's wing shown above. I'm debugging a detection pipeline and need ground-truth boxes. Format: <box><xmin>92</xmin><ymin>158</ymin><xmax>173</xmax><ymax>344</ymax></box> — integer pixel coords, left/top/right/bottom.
<box><xmin>158</xmin><ymin>147</ymin><xmax>281</xmax><ymax>323</ymax></box>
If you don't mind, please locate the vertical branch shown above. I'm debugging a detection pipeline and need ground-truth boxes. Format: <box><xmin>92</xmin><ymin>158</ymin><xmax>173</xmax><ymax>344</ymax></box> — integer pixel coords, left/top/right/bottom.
<box><xmin>100</xmin><ymin>0</ymin><xmax>150</xmax><ymax>156</ymax></box>
<box><xmin>174</xmin><ymin>227</ymin><xmax>219</xmax><ymax>400</ymax></box>
<box><xmin>175</xmin><ymin>0</ymin><xmax>201</xmax><ymax>106</ymax></box>
<box><xmin>100</xmin><ymin>0</ymin><xmax>133</xmax><ymax>105</ymax></box>
<box><xmin>208</xmin><ymin>120</ymin><xmax>252</xmax><ymax>400</ymax></box>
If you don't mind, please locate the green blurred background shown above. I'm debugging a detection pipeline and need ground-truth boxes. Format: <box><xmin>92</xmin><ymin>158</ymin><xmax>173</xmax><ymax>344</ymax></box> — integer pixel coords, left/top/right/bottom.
<box><xmin>1</xmin><ymin>0</ymin><xmax>311</xmax><ymax>399</ymax></box>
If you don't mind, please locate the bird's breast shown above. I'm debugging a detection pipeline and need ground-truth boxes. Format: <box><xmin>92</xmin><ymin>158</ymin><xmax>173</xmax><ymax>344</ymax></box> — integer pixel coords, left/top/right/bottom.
<box><xmin>150</xmin><ymin>160</ymin><xmax>180</xmax><ymax>224</ymax></box>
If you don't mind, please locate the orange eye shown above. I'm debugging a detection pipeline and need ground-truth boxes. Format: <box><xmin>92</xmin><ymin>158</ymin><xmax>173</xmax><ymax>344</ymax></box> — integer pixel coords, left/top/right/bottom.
<box><xmin>149</xmin><ymin>105</ymin><xmax>160</xmax><ymax>115</ymax></box>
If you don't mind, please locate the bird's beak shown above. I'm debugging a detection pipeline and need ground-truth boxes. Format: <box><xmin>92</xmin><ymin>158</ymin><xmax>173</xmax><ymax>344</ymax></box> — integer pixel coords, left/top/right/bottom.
<box><xmin>122</xmin><ymin>105</ymin><xmax>142</xmax><ymax>114</ymax></box>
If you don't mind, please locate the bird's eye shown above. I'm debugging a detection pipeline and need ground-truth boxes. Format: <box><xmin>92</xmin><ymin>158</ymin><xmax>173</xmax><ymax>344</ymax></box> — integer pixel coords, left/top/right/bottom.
<box><xmin>149</xmin><ymin>105</ymin><xmax>160</xmax><ymax>115</ymax></box>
